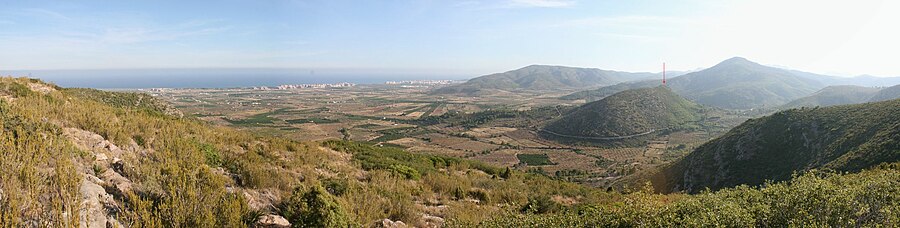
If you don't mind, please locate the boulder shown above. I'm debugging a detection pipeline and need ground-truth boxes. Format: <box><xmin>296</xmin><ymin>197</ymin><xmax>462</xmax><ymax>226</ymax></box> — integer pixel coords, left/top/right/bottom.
<box><xmin>376</xmin><ymin>219</ymin><xmax>408</xmax><ymax>228</ymax></box>
<box><xmin>254</xmin><ymin>214</ymin><xmax>290</xmax><ymax>228</ymax></box>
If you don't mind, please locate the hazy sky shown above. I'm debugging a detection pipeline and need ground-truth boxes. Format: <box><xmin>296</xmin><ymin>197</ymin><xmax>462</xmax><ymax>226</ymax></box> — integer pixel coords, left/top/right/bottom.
<box><xmin>1</xmin><ymin>0</ymin><xmax>899</xmax><ymax>77</ymax></box>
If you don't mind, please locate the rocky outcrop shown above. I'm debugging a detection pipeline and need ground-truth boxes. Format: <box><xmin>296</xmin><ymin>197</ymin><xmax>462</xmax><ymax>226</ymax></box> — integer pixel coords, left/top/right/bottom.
<box><xmin>27</xmin><ymin>82</ymin><xmax>56</xmax><ymax>95</ymax></box>
<box><xmin>79</xmin><ymin>174</ymin><xmax>122</xmax><ymax>228</ymax></box>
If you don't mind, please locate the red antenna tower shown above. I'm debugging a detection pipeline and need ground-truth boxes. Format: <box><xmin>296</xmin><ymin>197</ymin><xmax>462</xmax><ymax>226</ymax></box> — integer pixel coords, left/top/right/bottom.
<box><xmin>662</xmin><ymin>62</ymin><xmax>666</xmax><ymax>85</ymax></box>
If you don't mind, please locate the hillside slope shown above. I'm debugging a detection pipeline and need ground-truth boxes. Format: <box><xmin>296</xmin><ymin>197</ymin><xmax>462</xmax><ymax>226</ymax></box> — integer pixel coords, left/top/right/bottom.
<box><xmin>431</xmin><ymin>65</ymin><xmax>656</xmax><ymax>95</ymax></box>
<box><xmin>653</xmin><ymin>98</ymin><xmax>900</xmax><ymax>193</ymax></box>
<box><xmin>563</xmin><ymin>57</ymin><xmax>825</xmax><ymax>109</ymax></box>
<box><xmin>543</xmin><ymin>86</ymin><xmax>703</xmax><ymax>140</ymax></box>
<box><xmin>779</xmin><ymin>85</ymin><xmax>881</xmax><ymax>109</ymax></box>
<box><xmin>869</xmin><ymin>84</ymin><xmax>900</xmax><ymax>102</ymax></box>
<box><xmin>0</xmin><ymin>77</ymin><xmax>609</xmax><ymax>227</ymax></box>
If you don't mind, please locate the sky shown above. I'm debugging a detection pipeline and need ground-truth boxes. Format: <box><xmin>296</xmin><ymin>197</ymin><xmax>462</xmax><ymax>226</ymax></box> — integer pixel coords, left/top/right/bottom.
<box><xmin>1</xmin><ymin>0</ymin><xmax>900</xmax><ymax>78</ymax></box>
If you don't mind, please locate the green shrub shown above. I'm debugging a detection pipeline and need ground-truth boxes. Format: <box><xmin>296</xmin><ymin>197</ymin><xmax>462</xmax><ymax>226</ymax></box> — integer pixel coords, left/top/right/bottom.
<box><xmin>280</xmin><ymin>185</ymin><xmax>355</xmax><ymax>227</ymax></box>
<box><xmin>388</xmin><ymin>164</ymin><xmax>421</xmax><ymax>180</ymax></box>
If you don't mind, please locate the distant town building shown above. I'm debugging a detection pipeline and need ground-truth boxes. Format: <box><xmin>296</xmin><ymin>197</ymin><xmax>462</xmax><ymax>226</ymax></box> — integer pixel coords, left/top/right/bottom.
<box><xmin>385</xmin><ymin>80</ymin><xmax>454</xmax><ymax>85</ymax></box>
<box><xmin>253</xmin><ymin>82</ymin><xmax>356</xmax><ymax>90</ymax></box>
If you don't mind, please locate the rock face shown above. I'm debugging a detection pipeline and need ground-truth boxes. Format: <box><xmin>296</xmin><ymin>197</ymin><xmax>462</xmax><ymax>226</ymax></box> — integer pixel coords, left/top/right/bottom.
<box><xmin>63</xmin><ymin>128</ymin><xmax>136</xmax><ymax>196</ymax></box>
<box><xmin>63</xmin><ymin>128</ymin><xmax>138</xmax><ymax>227</ymax></box>
<box><xmin>254</xmin><ymin>214</ymin><xmax>290</xmax><ymax>228</ymax></box>
<box><xmin>79</xmin><ymin>174</ymin><xmax>122</xmax><ymax>228</ymax></box>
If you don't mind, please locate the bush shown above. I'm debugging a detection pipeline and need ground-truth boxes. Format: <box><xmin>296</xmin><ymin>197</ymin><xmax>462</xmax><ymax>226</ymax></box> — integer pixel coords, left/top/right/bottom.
<box><xmin>521</xmin><ymin>195</ymin><xmax>562</xmax><ymax>214</ymax></box>
<box><xmin>388</xmin><ymin>164</ymin><xmax>421</xmax><ymax>180</ymax></box>
<box><xmin>280</xmin><ymin>185</ymin><xmax>355</xmax><ymax>227</ymax></box>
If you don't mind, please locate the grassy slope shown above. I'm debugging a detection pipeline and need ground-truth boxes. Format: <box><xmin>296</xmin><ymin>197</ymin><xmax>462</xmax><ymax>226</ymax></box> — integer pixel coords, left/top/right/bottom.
<box><xmin>0</xmin><ymin>77</ymin><xmax>611</xmax><ymax>227</ymax></box>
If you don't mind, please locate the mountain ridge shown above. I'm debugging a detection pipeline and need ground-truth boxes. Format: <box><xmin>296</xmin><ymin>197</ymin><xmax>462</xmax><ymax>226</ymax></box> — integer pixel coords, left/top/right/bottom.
<box><xmin>430</xmin><ymin>65</ymin><xmax>657</xmax><ymax>95</ymax></box>
<box><xmin>562</xmin><ymin>57</ymin><xmax>825</xmax><ymax>109</ymax></box>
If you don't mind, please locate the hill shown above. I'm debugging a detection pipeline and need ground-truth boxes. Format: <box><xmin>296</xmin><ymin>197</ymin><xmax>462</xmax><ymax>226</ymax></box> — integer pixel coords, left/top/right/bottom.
<box><xmin>560</xmin><ymin>79</ymin><xmax>658</xmax><ymax>101</ymax></box>
<box><xmin>562</xmin><ymin>57</ymin><xmax>825</xmax><ymax>109</ymax></box>
<box><xmin>542</xmin><ymin>86</ymin><xmax>703</xmax><ymax>143</ymax></box>
<box><xmin>779</xmin><ymin>85</ymin><xmax>882</xmax><ymax>109</ymax></box>
<box><xmin>869</xmin><ymin>84</ymin><xmax>900</xmax><ymax>102</ymax></box>
<box><xmin>430</xmin><ymin>65</ymin><xmax>656</xmax><ymax>95</ymax></box>
<box><xmin>652</xmin><ymin>99</ymin><xmax>900</xmax><ymax>193</ymax></box>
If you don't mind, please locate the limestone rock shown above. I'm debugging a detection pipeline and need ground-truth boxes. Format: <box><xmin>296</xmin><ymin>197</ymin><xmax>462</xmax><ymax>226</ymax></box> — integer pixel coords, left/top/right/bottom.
<box><xmin>376</xmin><ymin>219</ymin><xmax>408</xmax><ymax>228</ymax></box>
<box><xmin>80</xmin><ymin>174</ymin><xmax>118</xmax><ymax>228</ymax></box>
<box><xmin>254</xmin><ymin>214</ymin><xmax>290</xmax><ymax>228</ymax></box>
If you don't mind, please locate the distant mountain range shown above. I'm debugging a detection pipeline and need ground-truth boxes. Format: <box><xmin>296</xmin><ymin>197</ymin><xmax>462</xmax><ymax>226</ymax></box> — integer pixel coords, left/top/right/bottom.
<box><xmin>779</xmin><ymin>84</ymin><xmax>900</xmax><ymax>109</ymax></box>
<box><xmin>430</xmin><ymin>65</ymin><xmax>658</xmax><ymax>95</ymax></box>
<box><xmin>789</xmin><ymin>70</ymin><xmax>900</xmax><ymax>87</ymax></box>
<box><xmin>652</xmin><ymin>98</ymin><xmax>900</xmax><ymax>193</ymax></box>
<box><xmin>542</xmin><ymin>86</ymin><xmax>703</xmax><ymax>145</ymax></box>
<box><xmin>560</xmin><ymin>58</ymin><xmax>900</xmax><ymax>110</ymax></box>
<box><xmin>564</xmin><ymin>57</ymin><xmax>827</xmax><ymax>109</ymax></box>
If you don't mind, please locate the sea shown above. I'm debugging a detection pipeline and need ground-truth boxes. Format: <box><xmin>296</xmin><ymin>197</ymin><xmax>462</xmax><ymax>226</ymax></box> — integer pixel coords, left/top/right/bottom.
<box><xmin>1</xmin><ymin>69</ymin><xmax>470</xmax><ymax>89</ymax></box>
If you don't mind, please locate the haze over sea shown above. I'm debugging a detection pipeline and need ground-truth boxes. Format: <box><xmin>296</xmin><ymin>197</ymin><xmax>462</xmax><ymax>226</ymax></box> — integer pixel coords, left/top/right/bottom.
<box><xmin>0</xmin><ymin>69</ymin><xmax>469</xmax><ymax>89</ymax></box>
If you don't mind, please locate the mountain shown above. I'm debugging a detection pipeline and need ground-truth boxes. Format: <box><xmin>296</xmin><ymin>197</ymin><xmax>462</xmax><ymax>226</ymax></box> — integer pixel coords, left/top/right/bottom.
<box><xmin>430</xmin><ymin>65</ymin><xmax>657</xmax><ymax>95</ymax></box>
<box><xmin>653</xmin><ymin>99</ymin><xmax>900</xmax><ymax>193</ymax></box>
<box><xmin>869</xmin><ymin>84</ymin><xmax>900</xmax><ymax>102</ymax></box>
<box><xmin>563</xmin><ymin>57</ymin><xmax>825</xmax><ymax>109</ymax></box>
<box><xmin>779</xmin><ymin>85</ymin><xmax>882</xmax><ymax>109</ymax></box>
<box><xmin>542</xmin><ymin>86</ymin><xmax>703</xmax><ymax>142</ymax></box>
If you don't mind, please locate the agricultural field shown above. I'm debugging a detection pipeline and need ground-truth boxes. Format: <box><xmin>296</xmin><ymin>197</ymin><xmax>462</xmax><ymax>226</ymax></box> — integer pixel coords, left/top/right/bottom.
<box><xmin>148</xmin><ymin>84</ymin><xmax>746</xmax><ymax>189</ymax></box>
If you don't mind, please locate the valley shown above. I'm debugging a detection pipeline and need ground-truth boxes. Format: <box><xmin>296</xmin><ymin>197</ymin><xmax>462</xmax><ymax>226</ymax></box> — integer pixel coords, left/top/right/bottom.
<box><xmin>151</xmin><ymin>82</ymin><xmax>750</xmax><ymax>189</ymax></box>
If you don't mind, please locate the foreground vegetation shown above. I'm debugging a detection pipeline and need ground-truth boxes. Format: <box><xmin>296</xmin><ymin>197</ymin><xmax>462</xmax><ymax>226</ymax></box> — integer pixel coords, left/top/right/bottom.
<box><xmin>463</xmin><ymin>163</ymin><xmax>900</xmax><ymax>227</ymax></box>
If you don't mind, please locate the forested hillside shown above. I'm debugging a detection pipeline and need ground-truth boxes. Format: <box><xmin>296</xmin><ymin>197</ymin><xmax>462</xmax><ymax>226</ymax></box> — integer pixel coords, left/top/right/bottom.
<box><xmin>653</xmin><ymin>99</ymin><xmax>900</xmax><ymax>193</ymax></box>
<box><xmin>543</xmin><ymin>86</ymin><xmax>704</xmax><ymax>145</ymax></box>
